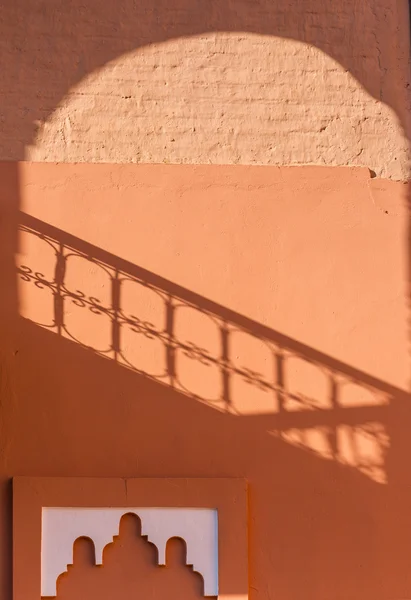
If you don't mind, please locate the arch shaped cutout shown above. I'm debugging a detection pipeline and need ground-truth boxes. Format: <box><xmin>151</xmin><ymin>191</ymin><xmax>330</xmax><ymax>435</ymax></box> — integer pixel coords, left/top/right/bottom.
<box><xmin>13</xmin><ymin>477</ymin><xmax>248</xmax><ymax>600</ymax></box>
<box><xmin>41</xmin><ymin>507</ymin><xmax>218</xmax><ymax>597</ymax></box>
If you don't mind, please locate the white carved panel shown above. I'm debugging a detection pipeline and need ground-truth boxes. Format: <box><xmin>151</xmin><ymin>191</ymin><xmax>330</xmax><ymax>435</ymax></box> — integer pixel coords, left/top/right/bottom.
<box><xmin>41</xmin><ymin>507</ymin><xmax>218</xmax><ymax>597</ymax></box>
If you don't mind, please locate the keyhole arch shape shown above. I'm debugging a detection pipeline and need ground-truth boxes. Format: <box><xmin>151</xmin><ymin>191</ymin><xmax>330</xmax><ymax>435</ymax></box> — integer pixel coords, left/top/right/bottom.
<box><xmin>41</xmin><ymin>507</ymin><xmax>219</xmax><ymax>597</ymax></box>
<box><xmin>53</xmin><ymin>518</ymin><xmax>211</xmax><ymax>599</ymax></box>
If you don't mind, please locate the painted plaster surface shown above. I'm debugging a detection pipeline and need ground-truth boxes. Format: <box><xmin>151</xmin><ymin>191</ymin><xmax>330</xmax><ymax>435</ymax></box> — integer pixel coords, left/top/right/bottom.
<box><xmin>1</xmin><ymin>163</ymin><xmax>411</xmax><ymax>600</ymax></box>
<box><xmin>14</xmin><ymin>163</ymin><xmax>409</xmax><ymax>394</ymax></box>
<box><xmin>14</xmin><ymin>477</ymin><xmax>245</xmax><ymax>600</ymax></box>
<box><xmin>1</xmin><ymin>0</ymin><xmax>410</xmax><ymax>595</ymax></box>
<box><xmin>1</xmin><ymin>0</ymin><xmax>410</xmax><ymax>178</ymax></box>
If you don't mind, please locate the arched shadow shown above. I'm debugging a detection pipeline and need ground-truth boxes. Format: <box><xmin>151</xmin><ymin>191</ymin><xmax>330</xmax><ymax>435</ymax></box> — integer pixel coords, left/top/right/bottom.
<box><xmin>1</xmin><ymin>0</ymin><xmax>410</xmax><ymax>161</ymax></box>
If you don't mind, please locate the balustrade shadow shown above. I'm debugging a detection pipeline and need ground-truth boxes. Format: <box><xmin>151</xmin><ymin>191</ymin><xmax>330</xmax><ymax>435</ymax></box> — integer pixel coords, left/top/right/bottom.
<box><xmin>18</xmin><ymin>211</ymin><xmax>407</xmax><ymax>485</ymax></box>
<box><xmin>0</xmin><ymin>210</ymin><xmax>407</xmax><ymax>599</ymax></box>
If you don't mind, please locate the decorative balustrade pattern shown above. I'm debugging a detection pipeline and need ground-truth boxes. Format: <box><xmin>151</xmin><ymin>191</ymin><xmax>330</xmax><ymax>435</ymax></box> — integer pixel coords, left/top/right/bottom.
<box><xmin>18</xmin><ymin>213</ymin><xmax>405</xmax><ymax>482</ymax></box>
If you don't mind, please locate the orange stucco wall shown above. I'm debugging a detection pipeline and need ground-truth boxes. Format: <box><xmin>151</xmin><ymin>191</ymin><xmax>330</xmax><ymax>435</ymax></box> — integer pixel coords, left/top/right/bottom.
<box><xmin>1</xmin><ymin>162</ymin><xmax>411</xmax><ymax>599</ymax></box>
<box><xmin>1</xmin><ymin>0</ymin><xmax>411</xmax><ymax>597</ymax></box>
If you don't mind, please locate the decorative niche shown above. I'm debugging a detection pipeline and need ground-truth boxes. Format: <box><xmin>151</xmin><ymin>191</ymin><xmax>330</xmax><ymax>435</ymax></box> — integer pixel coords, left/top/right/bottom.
<box><xmin>13</xmin><ymin>477</ymin><xmax>248</xmax><ymax>600</ymax></box>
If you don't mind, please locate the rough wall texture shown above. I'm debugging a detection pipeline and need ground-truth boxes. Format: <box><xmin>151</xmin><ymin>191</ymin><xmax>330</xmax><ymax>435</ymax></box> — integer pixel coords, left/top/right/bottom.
<box><xmin>1</xmin><ymin>0</ymin><xmax>410</xmax><ymax>178</ymax></box>
<box><xmin>30</xmin><ymin>34</ymin><xmax>409</xmax><ymax>179</ymax></box>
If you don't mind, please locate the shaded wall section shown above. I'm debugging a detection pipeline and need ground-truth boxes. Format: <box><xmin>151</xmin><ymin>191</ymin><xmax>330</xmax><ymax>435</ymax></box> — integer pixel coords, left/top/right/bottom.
<box><xmin>1</xmin><ymin>162</ymin><xmax>411</xmax><ymax>599</ymax></box>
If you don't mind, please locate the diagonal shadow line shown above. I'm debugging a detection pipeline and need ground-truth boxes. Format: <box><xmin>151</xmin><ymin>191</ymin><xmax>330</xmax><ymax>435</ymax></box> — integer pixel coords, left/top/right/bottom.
<box><xmin>17</xmin><ymin>209</ymin><xmax>401</xmax><ymax>490</ymax></box>
<box><xmin>19</xmin><ymin>210</ymin><xmax>409</xmax><ymax>404</ymax></box>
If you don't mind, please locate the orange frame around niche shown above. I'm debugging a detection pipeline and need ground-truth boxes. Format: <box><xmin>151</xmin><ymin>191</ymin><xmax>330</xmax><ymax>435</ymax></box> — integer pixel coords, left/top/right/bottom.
<box><xmin>13</xmin><ymin>477</ymin><xmax>248</xmax><ymax>600</ymax></box>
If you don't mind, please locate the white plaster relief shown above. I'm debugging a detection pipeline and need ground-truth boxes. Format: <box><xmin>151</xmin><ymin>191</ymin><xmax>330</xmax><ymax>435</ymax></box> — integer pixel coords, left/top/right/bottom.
<box><xmin>41</xmin><ymin>507</ymin><xmax>218</xmax><ymax>597</ymax></box>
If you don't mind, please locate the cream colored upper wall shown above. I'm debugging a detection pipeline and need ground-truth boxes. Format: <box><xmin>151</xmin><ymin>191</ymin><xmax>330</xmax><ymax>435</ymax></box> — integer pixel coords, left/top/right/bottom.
<box><xmin>1</xmin><ymin>0</ymin><xmax>410</xmax><ymax>178</ymax></box>
<box><xmin>29</xmin><ymin>34</ymin><xmax>408</xmax><ymax>179</ymax></box>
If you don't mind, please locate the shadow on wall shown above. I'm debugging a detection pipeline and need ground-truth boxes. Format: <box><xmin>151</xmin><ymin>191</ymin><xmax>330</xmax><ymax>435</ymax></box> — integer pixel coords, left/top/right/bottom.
<box><xmin>18</xmin><ymin>212</ymin><xmax>401</xmax><ymax>486</ymax></box>
<box><xmin>0</xmin><ymin>1</ymin><xmax>411</xmax><ymax>600</ymax></box>
<box><xmin>52</xmin><ymin>515</ymin><xmax>210</xmax><ymax>600</ymax></box>
<box><xmin>2</xmin><ymin>206</ymin><xmax>411</xmax><ymax>600</ymax></box>
<box><xmin>1</xmin><ymin>0</ymin><xmax>410</xmax><ymax>161</ymax></box>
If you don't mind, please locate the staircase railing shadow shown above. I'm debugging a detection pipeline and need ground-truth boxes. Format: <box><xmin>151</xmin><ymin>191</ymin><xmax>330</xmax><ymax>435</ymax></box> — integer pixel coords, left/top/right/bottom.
<box><xmin>17</xmin><ymin>212</ymin><xmax>410</xmax><ymax>485</ymax></box>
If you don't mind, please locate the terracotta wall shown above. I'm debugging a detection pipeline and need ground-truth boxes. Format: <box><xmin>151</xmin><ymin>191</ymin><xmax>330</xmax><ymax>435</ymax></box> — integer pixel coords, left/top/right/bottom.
<box><xmin>1</xmin><ymin>0</ymin><xmax>411</xmax><ymax>598</ymax></box>
<box><xmin>1</xmin><ymin>163</ymin><xmax>411</xmax><ymax>600</ymax></box>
